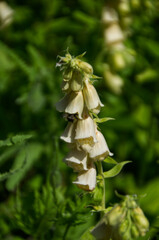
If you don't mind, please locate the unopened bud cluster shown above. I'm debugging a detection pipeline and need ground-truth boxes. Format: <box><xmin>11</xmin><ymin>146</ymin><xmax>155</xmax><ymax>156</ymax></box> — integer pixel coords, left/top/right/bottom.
<box><xmin>56</xmin><ymin>52</ymin><xmax>113</xmax><ymax>191</ymax></box>
<box><xmin>92</xmin><ymin>195</ymin><xmax>149</xmax><ymax>239</ymax></box>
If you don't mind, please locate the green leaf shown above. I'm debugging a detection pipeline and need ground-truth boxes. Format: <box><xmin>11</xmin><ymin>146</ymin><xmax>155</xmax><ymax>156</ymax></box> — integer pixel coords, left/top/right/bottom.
<box><xmin>99</xmin><ymin>161</ymin><xmax>131</xmax><ymax>179</ymax></box>
<box><xmin>95</xmin><ymin>117</ymin><xmax>115</xmax><ymax>124</ymax></box>
<box><xmin>0</xmin><ymin>134</ymin><xmax>33</xmax><ymax>147</ymax></box>
<box><xmin>80</xmin><ymin>227</ymin><xmax>95</xmax><ymax>240</ymax></box>
<box><xmin>0</xmin><ymin>155</ymin><xmax>26</xmax><ymax>182</ymax></box>
<box><xmin>103</xmin><ymin>156</ymin><xmax>117</xmax><ymax>165</ymax></box>
<box><xmin>6</xmin><ymin>143</ymin><xmax>43</xmax><ymax>191</ymax></box>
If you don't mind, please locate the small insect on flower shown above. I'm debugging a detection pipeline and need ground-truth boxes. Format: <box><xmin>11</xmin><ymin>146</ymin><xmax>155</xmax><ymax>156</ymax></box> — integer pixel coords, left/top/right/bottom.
<box><xmin>63</xmin><ymin>113</ymin><xmax>78</xmax><ymax>122</ymax></box>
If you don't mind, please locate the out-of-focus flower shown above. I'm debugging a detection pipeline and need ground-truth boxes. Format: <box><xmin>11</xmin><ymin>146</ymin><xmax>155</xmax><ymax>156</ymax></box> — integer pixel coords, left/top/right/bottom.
<box><xmin>104</xmin><ymin>23</ymin><xmax>124</xmax><ymax>46</ymax></box>
<box><xmin>75</xmin><ymin>116</ymin><xmax>97</xmax><ymax>152</ymax></box>
<box><xmin>103</xmin><ymin>66</ymin><xmax>124</xmax><ymax>95</ymax></box>
<box><xmin>83</xmin><ymin>80</ymin><xmax>104</xmax><ymax>114</ymax></box>
<box><xmin>0</xmin><ymin>2</ymin><xmax>14</xmax><ymax>29</ymax></box>
<box><xmin>89</xmin><ymin>130</ymin><xmax>113</xmax><ymax>161</ymax></box>
<box><xmin>63</xmin><ymin>148</ymin><xmax>88</xmax><ymax>172</ymax></box>
<box><xmin>55</xmin><ymin>91</ymin><xmax>84</xmax><ymax>119</ymax></box>
<box><xmin>73</xmin><ymin>164</ymin><xmax>96</xmax><ymax>191</ymax></box>
<box><xmin>131</xmin><ymin>207</ymin><xmax>149</xmax><ymax>236</ymax></box>
<box><xmin>91</xmin><ymin>195</ymin><xmax>149</xmax><ymax>240</ymax></box>
<box><xmin>102</xmin><ymin>7</ymin><xmax>118</xmax><ymax>25</ymax></box>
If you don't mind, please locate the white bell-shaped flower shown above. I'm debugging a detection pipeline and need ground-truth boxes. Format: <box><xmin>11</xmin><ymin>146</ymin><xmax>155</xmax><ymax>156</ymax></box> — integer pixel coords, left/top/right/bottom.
<box><xmin>60</xmin><ymin>122</ymin><xmax>76</xmax><ymax>143</ymax></box>
<box><xmin>104</xmin><ymin>23</ymin><xmax>124</xmax><ymax>46</ymax></box>
<box><xmin>89</xmin><ymin>130</ymin><xmax>113</xmax><ymax>161</ymax></box>
<box><xmin>83</xmin><ymin>81</ymin><xmax>104</xmax><ymax>114</ymax></box>
<box><xmin>63</xmin><ymin>148</ymin><xmax>88</xmax><ymax>172</ymax></box>
<box><xmin>73</xmin><ymin>164</ymin><xmax>96</xmax><ymax>191</ymax></box>
<box><xmin>55</xmin><ymin>91</ymin><xmax>84</xmax><ymax>119</ymax></box>
<box><xmin>75</xmin><ymin>116</ymin><xmax>97</xmax><ymax>152</ymax></box>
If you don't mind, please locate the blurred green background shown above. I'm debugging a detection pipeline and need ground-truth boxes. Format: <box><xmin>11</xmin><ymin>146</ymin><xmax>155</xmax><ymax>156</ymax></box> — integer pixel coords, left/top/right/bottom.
<box><xmin>0</xmin><ymin>0</ymin><xmax>159</xmax><ymax>239</ymax></box>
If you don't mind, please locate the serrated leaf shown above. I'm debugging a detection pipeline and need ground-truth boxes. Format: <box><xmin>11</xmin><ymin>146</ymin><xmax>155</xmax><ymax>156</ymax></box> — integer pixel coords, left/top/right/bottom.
<box><xmin>6</xmin><ymin>143</ymin><xmax>43</xmax><ymax>191</ymax></box>
<box><xmin>0</xmin><ymin>155</ymin><xmax>26</xmax><ymax>182</ymax></box>
<box><xmin>95</xmin><ymin>117</ymin><xmax>115</xmax><ymax>124</ymax></box>
<box><xmin>98</xmin><ymin>161</ymin><xmax>131</xmax><ymax>179</ymax></box>
<box><xmin>0</xmin><ymin>134</ymin><xmax>32</xmax><ymax>147</ymax></box>
<box><xmin>0</xmin><ymin>145</ymin><xmax>18</xmax><ymax>165</ymax></box>
<box><xmin>103</xmin><ymin>156</ymin><xmax>117</xmax><ymax>165</ymax></box>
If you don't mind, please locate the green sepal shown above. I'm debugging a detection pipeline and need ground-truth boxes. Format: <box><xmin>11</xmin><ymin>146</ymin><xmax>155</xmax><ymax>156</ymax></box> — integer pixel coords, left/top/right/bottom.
<box><xmin>0</xmin><ymin>134</ymin><xmax>33</xmax><ymax>147</ymax></box>
<box><xmin>90</xmin><ymin>74</ymin><xmax>101</xmax><ymax>80</ymax></box>
<box><xmin>94</xmin><ymin>117</ymin><xmax>115</xmax><ymax>124</ymax></box>
<box><xmin>76</xmin><ymin>52</ymin><xmax>86</xmax><ymax>59</ymax></box>
<box><xmin>103</xmin><ymin>156</ymin><xmax>118</xmax><ymax>165</ymax></box>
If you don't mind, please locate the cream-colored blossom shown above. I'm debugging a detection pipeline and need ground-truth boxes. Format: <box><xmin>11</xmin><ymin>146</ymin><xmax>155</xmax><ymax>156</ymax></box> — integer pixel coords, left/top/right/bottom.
<box><xmin>104</xmin><ymin>67</ymin><xmax>123</xmax><ymax>95</ymax></box>
<box><xmin>83</xmin><ymin>81</ymin><xmax>104</xmax><ymax>114</ymax></box>
<box><xmin>102</xmin><ymin>7</ymin><xmax>118</xmax><ymax>25</ymax></box>
<box><xmin>104</xmin><ymin>23</ymin><xmax>124</xmax><ymax>46</ymax></box>
<box><xmin>89</xmin><ymin>130</ymin><xmax>113</xmax><ymax>161</ymax></box>
<box><xmin>63</xmin><ymin>148</ymin><xmax>88</xmax><ymax>172</ymax></box>
<box><xmin>75</xmin><ymin>116</ymin><xmax>97</xmax><ymax>152</ymax></box>
<box><xmin>0</xmin><ymin>2</ymin><xmax>14</xmax><ymax>29</ymax></box>
<box><xmin>73</xmin><ymin>164</ymin><xmax>96</xmax><ymax>191</ymax></box>
<box><xmin>60</xmin><ymin>122</ymin><xmax>76</xmax><ymax>143</ymax></box>
<box><xmin>70</xmin><ymin>69</ymin><xmax>83</xmax><ymax>91</ymax></box>
<box><xmin>55</xmin><ymin>91</ymin><xmax>84</xmax><ymax>119</ymax></box>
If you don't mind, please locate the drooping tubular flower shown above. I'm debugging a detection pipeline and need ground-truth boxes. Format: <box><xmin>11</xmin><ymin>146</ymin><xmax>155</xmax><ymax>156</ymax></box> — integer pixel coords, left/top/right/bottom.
<box><xmin>56</xmin><ymin>52</ymin><xmax>113</xmax><ymax>191</ymax></box>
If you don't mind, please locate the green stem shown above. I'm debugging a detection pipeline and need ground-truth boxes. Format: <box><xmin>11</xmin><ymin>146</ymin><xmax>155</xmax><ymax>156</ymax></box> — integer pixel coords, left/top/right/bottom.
<box><xmin>97</xmin><ymin>161</ymin><xmax>106</xmax><ymax>215</ymax></box>
<box><xmin>63</xmin><ymin>224</ymin><xmax>71</xmax><ymax>240</ymax></box>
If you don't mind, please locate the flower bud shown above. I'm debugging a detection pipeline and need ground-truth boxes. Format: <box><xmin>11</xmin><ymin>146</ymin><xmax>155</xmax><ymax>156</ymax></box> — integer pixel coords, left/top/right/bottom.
<box><xmin>83</xmin><ymin>81</ymin><xmax>104</xmax><ymax>114</ymax></box>
<box><xmin>63</xmin><ymin>68</ymin><xmax>72</xmax><ymax>81</ymax></box>
<box><xmin>106</xmin><ymin>205</ymin><xmax>126</xmax><ymax>226</ymax></box>
<box><xmin>73</xmin><ymin>164</ymin><xmax>96</xmax><ymax>191</ymax></box>
<box><xmin>131</xmin><ymin>224</ymin><xmax>140</xmax><ymax>238</ymax></box>
<box><xmin>118</xmin><ymin>218</ymin><xmax>129</xmax><ymax>235</ymax></box>
<box><xmin>76</xmin><ymin>59</ymin><xmax>93</xmax><ymax>74</ymax></box>
<box><xmin>131</xmin><ymin>207</ymin><xmax>149</xmax><ymax>236</ymax></box>
<box><xmin>89</xmin><ymin>130</ymin><xmax>113</xmax><ymax>161</ymax></box>
<box><xmin>63</xmin><ymin>148</ymin><xmax>88</xmax><ymax>172</ymax></box>
<box><xmin>55</xmin><ymin>91</ymin><xmax>84</xmax><ymax>119</ymax></box>
<box><xmin>70</xmin><ymin>69</ymin><xmax>83</xmax><ymax>91</ymax></box>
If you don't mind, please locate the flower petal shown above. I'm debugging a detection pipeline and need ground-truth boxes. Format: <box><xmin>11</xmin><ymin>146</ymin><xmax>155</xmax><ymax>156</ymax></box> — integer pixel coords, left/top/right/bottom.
<box><xmin>83</xmin><ymin>81</ymin><xmax>104</xmax><ymax>114</ymax></box>
<box><xmin>75</xmin><ymin>116</ymin><xmax>97</xmax><ymax>151</ymax></box>
<box><xmin>63</xmin><ymin>148</ymin><xmax>88</xmax><ymax>172</ymax></box>
<box><xmin>55</xmin><ymin>91</ymin><xmax>84</xmax><ymax>119</ymax></box>
<box><xmin>60</xmin><ymin>122</ymin><xmax>76</xmax><ymax>143</ymax></box>
<box><xmin>73</xmin><ymin>164</ymin><xmax>96</xmax><ymax>191</ymax></box>
<box><xmin>89</xmin><ymin>130</ymin><xmax>113</xmax><ymax>161</ymax></box>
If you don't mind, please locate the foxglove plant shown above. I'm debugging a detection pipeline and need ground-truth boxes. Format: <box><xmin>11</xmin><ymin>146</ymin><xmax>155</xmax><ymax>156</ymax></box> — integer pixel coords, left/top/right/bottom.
<box><xmin>56</xmin><ymin>51</ymin><xmax>112</xmax><ymax>192</ymax></box>
<box><xmin>56</xmin><ymin>52</ymin><xmax>149</xmax><ymax>239</ymax></box>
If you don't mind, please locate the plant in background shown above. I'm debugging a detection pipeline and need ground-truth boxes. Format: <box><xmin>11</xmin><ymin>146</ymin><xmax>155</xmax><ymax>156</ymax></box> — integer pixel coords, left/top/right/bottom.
<box><xmin>56</xmin><ymin>51</ymin><xmax>149</xmax><ymax>239</ymax></box>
